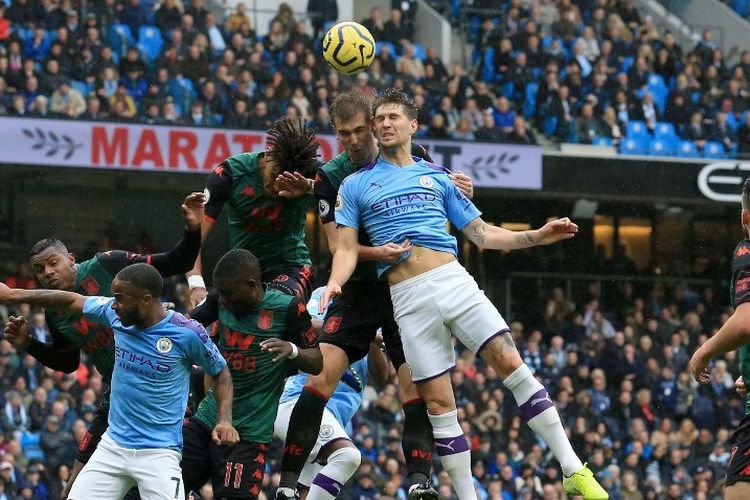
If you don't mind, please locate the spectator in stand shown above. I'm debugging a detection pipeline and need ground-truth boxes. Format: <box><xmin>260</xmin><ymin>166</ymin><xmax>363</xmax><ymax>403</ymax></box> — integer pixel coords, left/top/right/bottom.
<box><xmin>361</xmin><ymin>7</ymin><xmax>385</xmax><ymax>43</ymax></box>
<box><xmin>684</xmin><ymin>111</ymin><xmax>709</xmax><ymax>151</ymax></box>
<box><xmin>271</xmin><ymin>2</ymin><xmax>296</xmax><ymax>35</ymax></box>
<box><xmin>186</xmin><ymin>0</ymin><xmax>209</xmax><ymax>32</ymax></box>
<box><xmin>225</xmin><ymin>2</ymin><xmax>251</xmax><ymax>34</ymax></box>
<box><xmin>0</xmin><ymin>6</ymin><xmax>10</xmax><ymax>42</ymax></box>
<box><xmin>708</xmin><ymin>111</ymin><xmax>737</xmax><ymax>153</ymax></box>
<box><xmin>600</xmin><ymin>106</ymin><xmax>624</xmax><ymax>146</ymax></box>
<box><xmin>306</xmin><ymin>0</ymin><xmax>337</xmax><ymax>40</ymax></box>
<box><xmin>576</xmin><ymin>102</ymin><xmax>604</xmax><ymax>143</ymax></box>
<box><xmin>451</xmin><ymin>117</ymin><xmax>475</xmax><ymax>141</ymax></box>
<box><xmin>383</xmin><ymin>9</ymin><xmax>409</xmax><ymax>45</ymax></box>
<box><xmin>50</xmin><ymin>81</ymin><xmax>85</xmax><ymax>117</ymax></box>
<box><xmin>493</xmin><ymin>96</ymin><xmax>515</xmax><ymax>133</ymax></box>
<box><xmin>506</xmin><ymin>116</ymin><xmax>537</xmax><ymax>145</ymax></box>
<box><xmin>155</xmin><ymin>0</ymin><xmax>183</xmax><ymax>33</ymax></box>
<box><xmin>120</xmin><ymin>0</ymin><xmax>149</xmax><ymax>38</ymax></box>
<box><xmin>475</xmin><ymin>112</ymin><xmax>505</xmax><ymax>143</ymax></box>
<box><xmin>632</xmin><ymin>92</ymin><xmax>659</xmax><ymax>132</ymax></box>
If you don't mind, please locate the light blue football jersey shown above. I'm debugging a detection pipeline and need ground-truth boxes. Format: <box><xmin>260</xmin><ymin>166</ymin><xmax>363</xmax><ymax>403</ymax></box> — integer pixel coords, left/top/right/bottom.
<box><xmin>335</xmin><ymin>156</ymin><xmax>481</xmax><ymax>276</ymax></box>
<box><xmin>280</xmin><ymin>357</ymin><xmax>369</xmax><ymax>429</ymax></box>
<box><xmin>83</xmin><ymin>297</ymin><xmax>226</xmax><ymax>452</ymax></box>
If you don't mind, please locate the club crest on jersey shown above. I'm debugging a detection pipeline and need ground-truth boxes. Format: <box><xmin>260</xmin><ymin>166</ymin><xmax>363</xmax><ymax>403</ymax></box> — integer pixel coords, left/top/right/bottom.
<box><xmin>80</xmin><ymin>276</ymin><xmax>100</xmax><ymax>295</ymax></box>
<box><xmin>319</xmin><ymin>424</ymin><xmax>334</xmax><ymax>439</ymax></box>
<box><xmin>419</xmin><ymin>176</ymin><xmax>435</xmax><ymax>189</ymax></box>
<box><xmin>324</xmin><ymin>316</ymin><xmax>342</xmax><ymax>334</ymax></box>
<box><xmin>258</xmin><ymin>310</ymin><xmax>274</xmax><ymax>330</ymax></box>
<box><xmin>156</xmin><ymin>337</ymin><xmax>173</xmax><ymax>353</ymax></box>
<box><xmin>335</xmin><ymin>194</ymin><xmax>343</xmax><ymax>211</ymax></box>
<box><xmin>319</xmin><ymin>199</ymin><xmax>331</xmax><ymax>217</ymax></box>
<box><xmin>203</xmin><ymin>187</ymin><xmax>211</xmax><ymax>204</ymax></box>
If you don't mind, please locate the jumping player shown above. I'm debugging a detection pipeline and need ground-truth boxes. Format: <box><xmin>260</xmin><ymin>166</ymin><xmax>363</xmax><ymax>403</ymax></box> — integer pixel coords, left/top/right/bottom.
<box><xmin>274</xmin><ymin>287</ymin><xmax>390</xmax><ymax>500</ymax></box>
<box><xmin>182</xmin><ymin>249</ymin><xmax>323</xmax><ymax>499</ymax></box>
<box><xmin>322</xmin><ymin>88</ymin><xmax>608</xmax><ymax>500</ymax></box>
<box><xmin>275</xmin><ymin>90</ymin><xmax>474</xmax><ymax>500</ymax></box>
<box><xmin>3</xmin><ymin>192</ymin><xmax>206</xmax><ymax>498</ymax></box>
<box><xmin>188</xmin><ymin>117</ymin><xmax>320</xmax><ymax>304</ymax></box>
<box><xmin>0</xmin><ymin>263</ymin><xmax>238</xmax><ymax>499</ymax></box>
<box><xmin>689</xmin><ymin>178</ymin><xmax>750</xmax><ymax>500</ymax></box>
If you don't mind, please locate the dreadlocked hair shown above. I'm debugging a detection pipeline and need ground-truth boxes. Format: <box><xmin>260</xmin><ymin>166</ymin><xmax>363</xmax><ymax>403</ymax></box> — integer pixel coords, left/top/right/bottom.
<box><xmin>266</xmin><ymin>117</ymin><xmax>319</xmax><ymax>177</ymax></box>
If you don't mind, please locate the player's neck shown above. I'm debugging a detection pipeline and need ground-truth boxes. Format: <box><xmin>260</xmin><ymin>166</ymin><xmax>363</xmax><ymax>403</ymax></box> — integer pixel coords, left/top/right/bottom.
<box><xmin>137</xmin><ymin>307</ymin><xmax>168</xmax><ymax>330</ymax></box>
<box><xmin>381</xmin><ymin>143</ymin><xmax>414</xmax><ymax>167</ymax></box>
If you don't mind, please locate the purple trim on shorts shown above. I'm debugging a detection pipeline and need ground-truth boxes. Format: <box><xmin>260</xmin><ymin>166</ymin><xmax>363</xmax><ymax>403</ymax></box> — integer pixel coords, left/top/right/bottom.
<box><xmin>413</xmin><ymin>365</ymin><xmax>455</xmax><ymax>383</ymax></box>
<box><xmin>312</xmin><ymin>473</ymin><xmax>344</xmax><ymax>496</ymax></box>
<box><xmin>518</xmin><ymin>388</ymin><xmax>555</xmax><ymax>421</ymax></box>
<box><xmin>435</xmin><ymin>435</ymin><xmax>470</xmax><ymax>456</ymax></box>
<box><xmin>475</xmin><ymin>329</ymin><xmax>511</xmax><ymax>358</ymax></box>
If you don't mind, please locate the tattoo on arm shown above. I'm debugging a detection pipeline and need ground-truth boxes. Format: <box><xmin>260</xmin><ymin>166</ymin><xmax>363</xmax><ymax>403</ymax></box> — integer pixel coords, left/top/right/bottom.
<box><xmin>514</xmin><ymin>231</ymin><xmax>535</xmax><ymax>247</ymax></box>
<box><xmin>471</xmin><ymin>220</ymin><xmax>487</xmax><ymax>246</ymax></box>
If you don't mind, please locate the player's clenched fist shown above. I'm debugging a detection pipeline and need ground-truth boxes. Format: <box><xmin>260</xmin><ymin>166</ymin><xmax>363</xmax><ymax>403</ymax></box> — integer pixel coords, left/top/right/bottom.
<box><xmin>212</xmin><ymin>421</ymin><xmax>240</xmax><ymax>446</ymax></box>
<box><xmin>4</xmin><ymin>316</ymin><xmax>31</xmax><ymax>349</ymax></box>
<box><xmin>182</xmin><ymin>192</ymin><xmax>206</xmax><ymax>232</ymax></box>
<box><xmin>189</xmin><ymin>287</ymin><xmax>208</xmax><ymax>309</ymax></box>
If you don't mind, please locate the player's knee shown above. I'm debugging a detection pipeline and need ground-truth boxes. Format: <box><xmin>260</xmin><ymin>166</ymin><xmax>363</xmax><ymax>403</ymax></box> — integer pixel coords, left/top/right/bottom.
<box><xmin>479</xmin><ymin>334</ymin><xmax>523</xmax><ymax>378</ymax></box>
<box><xmin>328</xmin><ymin>446</ymin><xmax>361</xmax><ymax>478</ymax></box>
<box><xmin>306</xmin><ymin>368</ymin><xmax>342</xmax><ymax>397</ymax></box>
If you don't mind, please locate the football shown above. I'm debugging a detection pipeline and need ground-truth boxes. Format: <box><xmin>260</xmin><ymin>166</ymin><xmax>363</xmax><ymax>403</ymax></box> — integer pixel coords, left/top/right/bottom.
<box><xmin>322</xmin><ymin>21</ymin><xmax>376</xmax><ymax>75</ymax></box>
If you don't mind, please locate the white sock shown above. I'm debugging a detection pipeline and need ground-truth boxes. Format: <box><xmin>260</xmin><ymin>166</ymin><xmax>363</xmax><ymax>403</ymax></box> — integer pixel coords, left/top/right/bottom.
<box><xmin>503</xmin><ymin>364</ymin><xmax>584</xmax><ymax>477</ymax></box>
<box><xmin>429</xmin><ymin>410</ymin><xmax>477</xmax><ymax>500</ymax></box>
<box><xmin>307</xmin><ymin>447</ymin><xmax>361</xmax><ymax>500</ymax></box>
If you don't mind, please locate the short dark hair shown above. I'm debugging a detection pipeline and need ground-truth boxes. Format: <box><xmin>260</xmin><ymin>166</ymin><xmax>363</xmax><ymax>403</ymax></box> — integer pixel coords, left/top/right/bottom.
<box><xmin>115</xmin><ymin>263</ymin><xmax>163</xmax><ymax>297</ymax></box>
<box><xmin>213</xmin><ymin>249</ymin><xmax>260</xmax><ymax>283</ymax></box>
<box><xmin>373</xmin><ymin>88</ymin><xmax>418</xmax><ymax>120</ymax></box>
<box><xmin>266</xmin><ymin>117</ymin><xmax>319</xmax><ymax>177</ymax></box>
<box><xmin>743</xmin><ymin>177</ymin><xmax>750</xmax><ymax>210</ymax></box>
<box><xmin>29</xmin><ymin>238</ymin><xmax>68</xmax><ymax>259</ymax></box>
<box><xmin>330</xmin><ymin>90</ymin><xmax>373</xmax><ymax>126</ymax></box>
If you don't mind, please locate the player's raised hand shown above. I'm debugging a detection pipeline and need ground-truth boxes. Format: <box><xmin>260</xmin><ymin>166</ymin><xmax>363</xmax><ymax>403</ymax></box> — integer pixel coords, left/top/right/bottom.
<box><xmin>320</xmin><ymin>281</ymin><xmax>342</xmax><ymax>315</ymax></box>
<box><xmin>212</xmin><ymin>421</ymin><xmax>240</xmax><ymax>446</ymax></box>
<box><xmin>534</xmin><ymin>218</ymin><xmax>579</xmax><ymax>245</ymax></box>
<box><xmin>689</xmin><ymin>352</ymin><xmax>711</xmax><ymax>383</ymax></box>
<box><xmin>3</xmin><ymin>316</ymin><xmax>31</xmax><ymax>349</ymax></box>
<box><xmin>737</xmin><ymin>376</ymin><xmax>747</xmax><ymax>398</ymax></box>
<box><xmin>449</xmin><ymin>171</ymin><xmax>474</xmax><ymax>199</ymax></box>
<box><xmin>275</xmin><ymin>171</ymin><xmax>312</xmax><ymax>198</ymax></box>
<box><xmin>259</xmin><ymin>338</ymin><xmax>297</xmax><ymax>362</ymax></box>
<box><xmin>182</xmin><ymin>192</ymin><xmax>206</xmax><ymax>231</ymax></box>
<box><xmin>189</xmin><ymin>287</ymin><xmax>208</xmax><ymax>309</ymax></box>
<box><xmin>376</xmin><ymin>239</ymin><xmax>412</xmax><ymax>264</ymax></box>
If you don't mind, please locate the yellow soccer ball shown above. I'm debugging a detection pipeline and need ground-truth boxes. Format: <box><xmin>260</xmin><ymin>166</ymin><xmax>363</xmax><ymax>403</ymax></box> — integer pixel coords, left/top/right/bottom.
<box><xmin>322</xmin><ymin>21</ymin><xmax>376</xmax><ymax>75</ymax></box>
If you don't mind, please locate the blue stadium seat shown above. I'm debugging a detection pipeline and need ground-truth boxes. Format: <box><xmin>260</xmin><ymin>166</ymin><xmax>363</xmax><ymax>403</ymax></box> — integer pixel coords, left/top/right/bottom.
<box><xmin>138</xmin><ymin>25</ymin><xmax>164</xmax><ymax>62</ymax></box>
<box><xmin>20</xmin><ymin>432</ymin><xmax>44</xmax><ymax>462</ymax></box>
<box><xmin>71</xmin><ymin>80</ymin><xmax>93</xmax><ymax>97</ymax></box>
<box><xmin>726</xmin><ymin>112</ymin><xmax>741</xmax><ymax>132</ymax></box>
<box><xmin>620</xmin><ymin>56</ymin><xmax>634</xmax><ymax>73</ymax></box>
<box><xmin>523</xmin><ymin>82</ymin><xmax>538</xmax><ymax>118</ymax></box>
<box><xmin>703</xmin><ymin>141</ymin><xmax>726</xmax><ymax>158</ymax></box>
<box><xmin>649</xmin><ymin>138</ymin><xmax>676</xmax><ymax>156</ymax></box>
<box><xmin>106</xmin><ymin>23</ymin><xmax>135</xmax><ymax>58</ymax></box>
<box><xmin>592</xmin><ymin>136</ymin><xmax>612</xmax><ymax>146</ymax></box>
<box><xmin>619</xmin><ymin>137</ymin><xmax>648</xmax><ymax>155</ymax></box>
<box><xmin>676</xmin><ymin>140</ymin><xmax>699</xmax><ymax>158</ymax></box>
<box><xmin>481</xmin><ymin>48</ymin><xmax>495</xmax><ymax>82</ymax></box>
<box><xmin>543</xmin><ymin>115</ymin><xmax>558</xmax><ymax>137</ymax></box>
<box><xmin>733</xmin><ymin>0</ymin><xmax>750</xmax><ymax>17</ymax></box>
<box><xmin>411</xmin><ymin>43</ymin><xmax>426</xmax><ymax>61</ymax></box>
<box><xmin>375</xmin><ymin>41</ymin><xmax>397</xmax><ymax>56</ymax></box>
<box><xmin>654</xmin><ymin>121</ymin><xmax>677</xmax><ymax>140</ymax></box>
<box><xmin>626</xmin><ymin>120</ymin><xmax>650</xmax><ymax>140</ymax></box>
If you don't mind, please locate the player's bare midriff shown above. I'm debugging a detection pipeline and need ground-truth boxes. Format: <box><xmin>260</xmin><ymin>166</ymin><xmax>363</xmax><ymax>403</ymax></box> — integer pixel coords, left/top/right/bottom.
<box><xmin>386</xmin><ymin>245</ymin><xmax>456</xmax><ymax>285</ymax></box>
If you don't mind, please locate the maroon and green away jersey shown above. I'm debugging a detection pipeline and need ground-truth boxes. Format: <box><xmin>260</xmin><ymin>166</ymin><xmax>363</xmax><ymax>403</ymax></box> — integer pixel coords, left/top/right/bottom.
<box><xmin>27</xmin><ymin>230</ymin><xmax>200</xmax><ymax>382</ymax></box>
<box><xmin>204</xmin><ymin>152</ymin><xmax>312</xmax><ymax>278</ymax></box>
<box><xmin>190</xmin><ymin>289</ymin><xmax>317</xmax><ymax>442</ymax></box>
<box><xmin>730</xmin><ymin>239</ymin><xmax>750</xmax><ymax>414</ymax></box>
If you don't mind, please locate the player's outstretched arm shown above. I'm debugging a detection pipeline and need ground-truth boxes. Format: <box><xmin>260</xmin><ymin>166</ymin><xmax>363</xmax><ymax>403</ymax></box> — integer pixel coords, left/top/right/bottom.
<box><xmin>208</xmin><ymin>365</ymin><xmax>239</xmax><ymax>446</ymax></box>
<box><xmin>462</xmin><ymin>217</ymin><xmax>578</xmax><ymax>251</ymax></box>
<box><xmin>4</xmin><ymin>316</ymin><xmax>80</xmax><ymax>372</ymax></box>
<box><xmin>321</xmin><ymin>226</ymin><xmax>360</xmax><ymax>312</ymax></box>
<box><xmin>689</xmin><ymin>302</ymin><xmax>750</xmax><ymax>382</ymax></box>
<box><xmin>0</xmin><ymin>284</ymin><xmax>86</xmax><ymax>314</ymax></box>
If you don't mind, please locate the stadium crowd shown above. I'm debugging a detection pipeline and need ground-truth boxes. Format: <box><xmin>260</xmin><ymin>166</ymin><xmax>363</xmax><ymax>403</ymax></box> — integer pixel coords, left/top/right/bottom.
<box><xmin>0</xmin><ymin>236</ymin><xmax>741</xmax><ymax>500</ymax></box>
<box><xmin>0</xmin><ymin>0</ymin><xmax>749</xmax><ymax>498</ymax></box>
